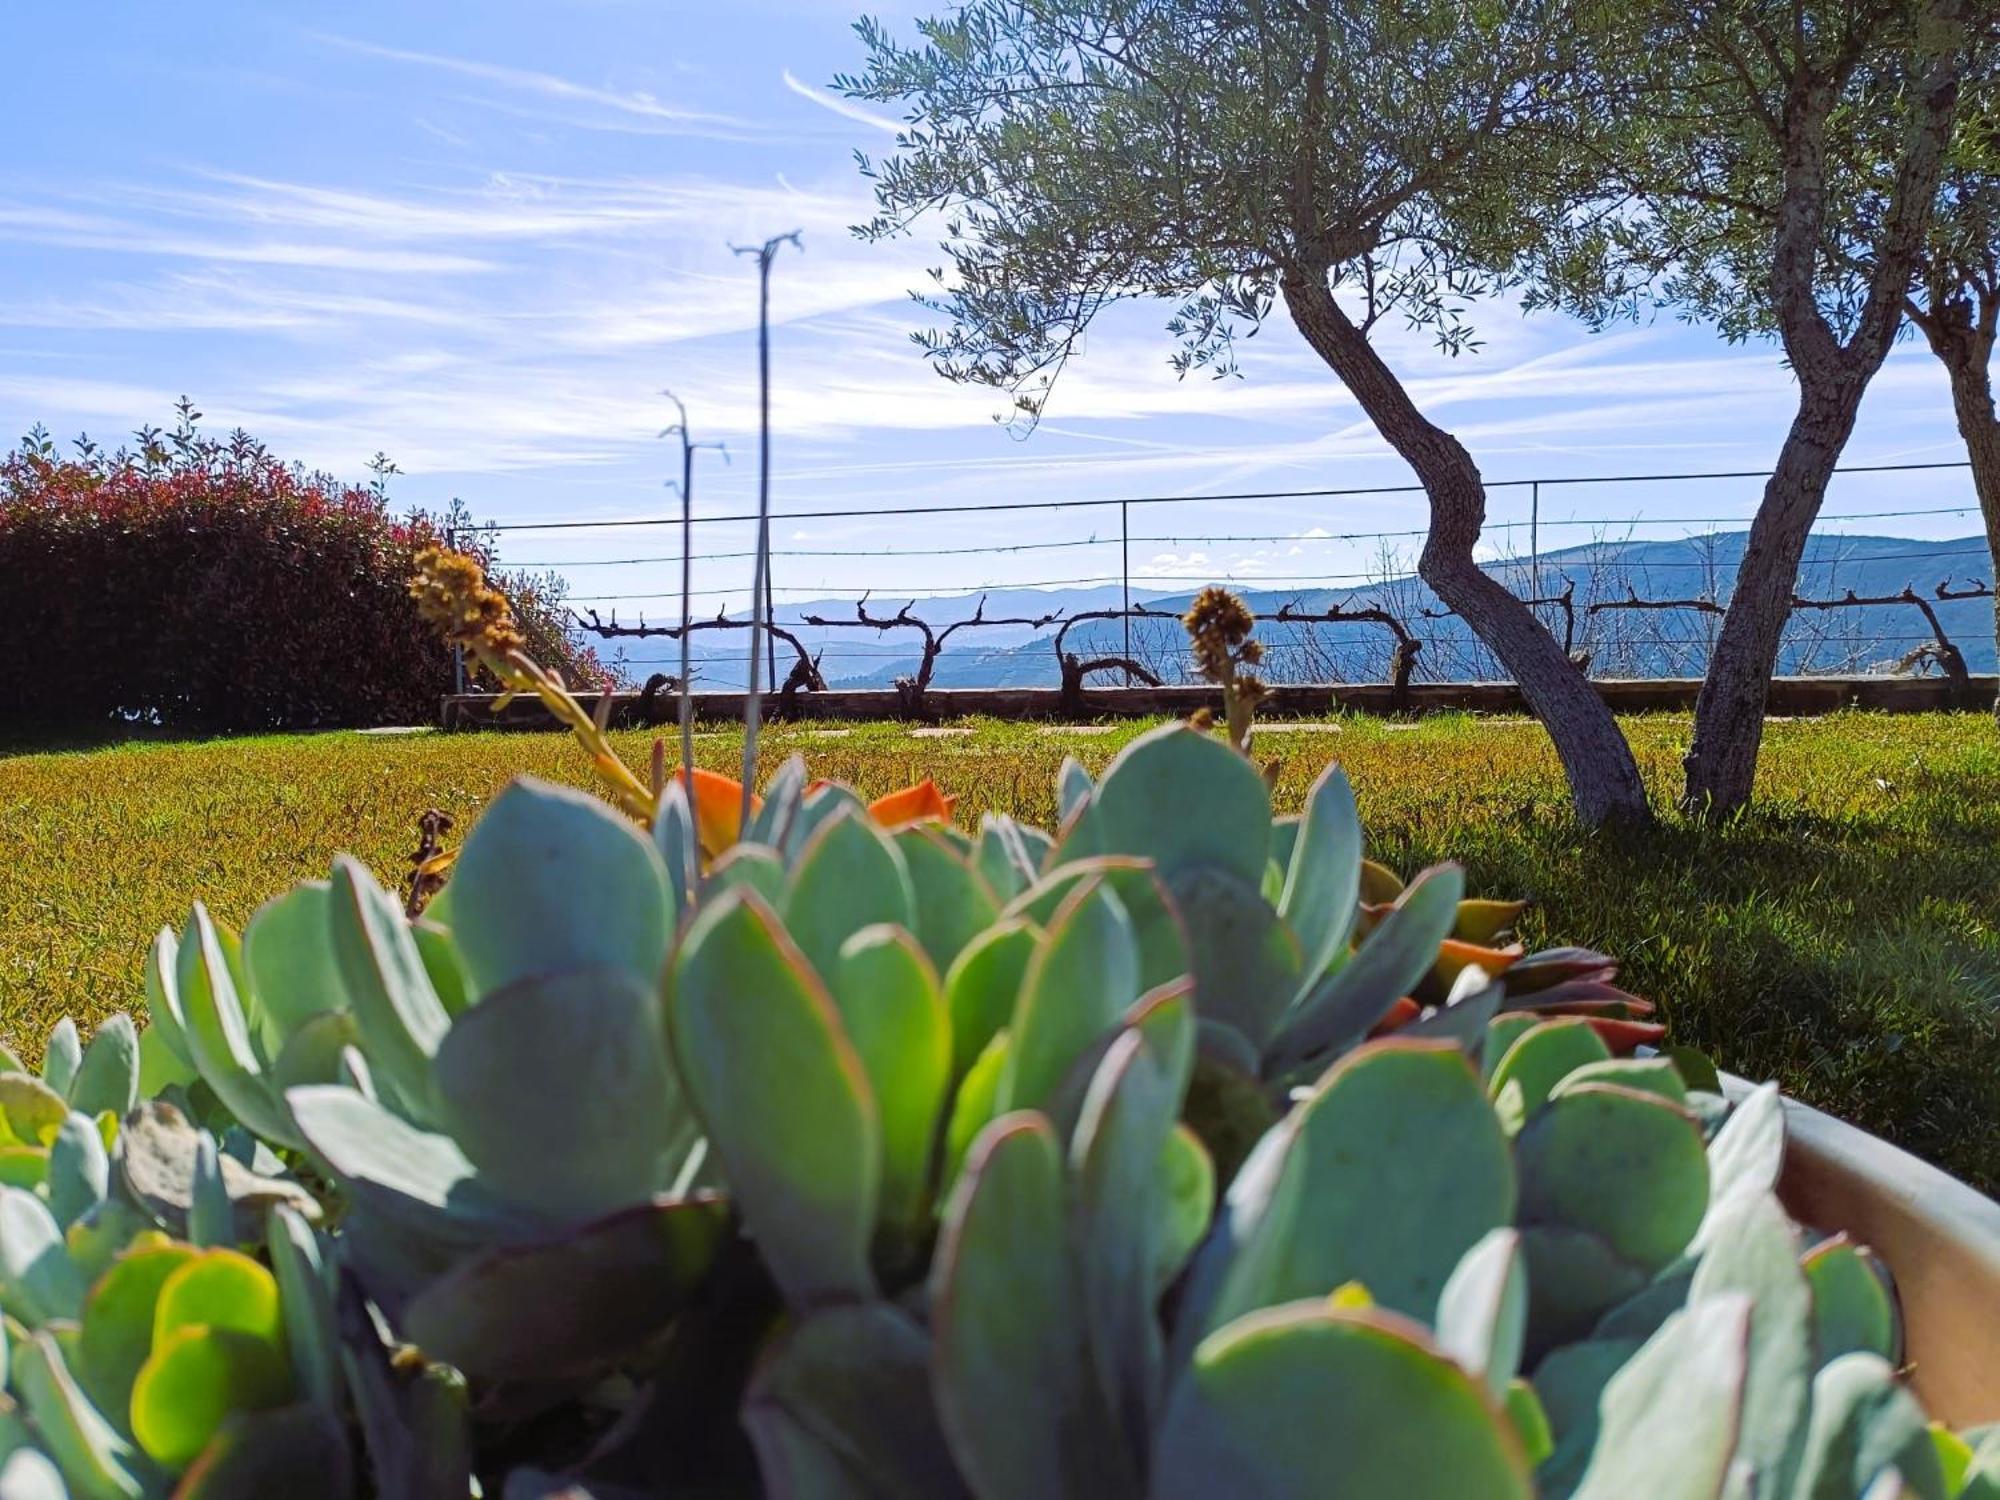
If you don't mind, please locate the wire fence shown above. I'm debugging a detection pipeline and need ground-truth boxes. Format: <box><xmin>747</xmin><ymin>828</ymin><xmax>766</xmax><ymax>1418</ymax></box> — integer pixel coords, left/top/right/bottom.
<box><xmin>454</xmin><ymin>458</ymin><xmax>1995</xmax><ymax>699</ymax></box>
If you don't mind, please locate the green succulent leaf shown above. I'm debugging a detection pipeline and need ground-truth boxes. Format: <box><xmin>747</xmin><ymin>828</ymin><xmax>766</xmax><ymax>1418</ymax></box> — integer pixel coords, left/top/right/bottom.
<box><xmin>703</xmin><ymin>843</ymin><xmax>788</xmax><ymax>908</ymax></box>
<box><xmin>1488</xmin><ymin>1018</ymin><xmax>1614</xmax><ymax>1134</ymax></box>
<box><xmin>1791</xmin><ymin>1352</ymin><xmax>1943</xmax><ymax>1500</ymax></box>
<box><xmin>667</xmin><ymin>889</ymin><xmax>879</xmax><ymax>1308</ymax></box>
<box><xmin>1269</xmin><ymin>864</ymin><xmax>1466</xmax><ymax>1076</ymax></box>
<box><xmin>1520</xmin><ymin>1227</ymin><xmax>1650</xmax><ymax>1359</ymax></box>
<box><xmin>0</xmin><ymin>1449</ymin><xmax>68</xmax><ymax>1500</ymax></box>
<box><xmin>131</xmin><ymin>1325</ymin><xmax>293</xmax><ymax>1470</ymax></box>
<box><xmin>1685</xmin><ymin>1192</ymin><xmax>1812</xmax><ymax>1499</ymax></box>
<box><xmin>1516</xmin><ymin>1084</ymin><xmax>1709</xmax><ymax>1274</ymax></box>
<box><xmin>1277</xmin><ymin>763</ymin><xmax>1363</xmax><ymax>988</ymax></box>
<box><xmin>1531</xmin><ymin>1337</ymin><xmax>1643</xmax><ymax>1498</ymax></box>
<box><xmin>1802</xmin><ymin>1237</ymin><xmax>1901</xmax><ymax>1365</ymax></box>
<box><xmin>48</xmin><ymin>1113</ymin><xmax>109</xmax><ymax>1230</ymax></box>
<box><xmin>447</xmin><ymin>776</ymin><xmax>673</xmax><ymax>994</ymax></box>
<box><xmin>1435</xmin><ymin>1228</ymin><xmax>1527</xmax><ymax>1398</ymax></box>
<box><xmin>242</xmin><ymin>883</ymin><xmax>347</xmax><ymax>1045</ymax></box>
<box><xmin>895</xmin><ymin>825</ymin><xmax>1001</xmax><ymax>975</ymax></box>
<box><xmin>973</xmin><ymin>814</ymin><xmax>1041</xmax><ymax>902</ymax></box>
<box><xmin>41</xmin><ymin>1021</ymin><xmax>80</xmax><ymax>1099</ymax></box>
<box><xmin>933</xmin><ymin>1114</ymin><xmax>1132</xmax><ymax>1500</ymax></box>
<box><xmin>431</xmin><ymin>966</ymin><xmax>687</xmax><ymax>1222</ymax></box>
<box><xmin>1003</xmin><ymin>857</ymin><xmax>1190</xmax><ymax>995</ymax></box>
<box><xmin>652</xmin><ymin>776</ymin><xmax>699</xmax><ymax>915</ymax></box>
<box><xmin>1693</xmin><ymin>1083</ymin><xmax>1785</xmax><ymax>1254</ymax></box>
<box><xmin>1571</xmin><ymin>1294</ymin><xmax>1752</xmax><ymax>1500</ymax></box>
<box><xmin>829</xmin><ymin>927</ymin><xmax>951</xmax><ymax>1236</ymax></box>
<box><xmin>1154</xmin><ymin>1303</ymin><xmax>1532</xmax><ymax>1500</ymax></box>
<box><xmin>943</xmin><ymin>1031</ymin><xmax>1011</xmax><ymax>1189</ymax></box>
<box><xmin>1181</xmin><ymin>1040</ymin><xmax>1516</xmax><ymax>1346</ymax></box>
<box><xmin>782</xmin><ymin>807</ymin><xmax>918</xmax><ymax>984</ymax></box>
<box><xmin>15</xmin><ymin>1327</ymin><xmax>154</xmax><ymax>1499</ymax></box>
<box><xmin>402</xmin><ymin>1194</ymin><xmax>730</xmax><ymax>1383</ymax></box>
<box><xmin>1084</xmin><ymin>724</ymin><xmax>1272</xmax><ymax>887</ymax></box>
<box><xmin>327</xmin><ymin>857</ymin><xmax>451</xmax><ymax>1125</ymax></box>
<box><xmin>1164</xmin><ymin>863</ymin><xmax>1304</xmax><ymax>1053</ymax></box>
<box><xmin>998</xmin><ymin>878</ymin><xmax>1141</xmax><ymax>1117</ymax></box>
<box><xmin>942</xmin><ymin>920</ymin><xmax>1038</xmax><ymax>1081</ymax></box>
<box><xmin>78</xmin><ymin>1241</ymin><xmax>198</xmax><ymax>1431</ymax></box>
<box><xmin>0</xmin><ymin>1188</ymin><xmax>86</xmax><ymax>1326</ymax></box>
<box><xmin>1072</xmin><ymin>1031</ymin><xmax>1180</xmax><ymax>1460</ymax></box>
<box><xmin>67</xmin><ymin>1017</ymin><xmax>140</xmax><ymax>1121</ymax></box>
<box><xmin>1157</xmin><ymin>1122</ymin><xmax>1216</xmax><ymax>1293</ymax></box>
<box><xmin>144</xmin><ymin>928</ymin><xmax>196</xmax><ymax>1073</ymax></box>
<box><xmin>266</xmin><ymin>1206</ymin><xmax>340</xmax><ymax>1415</ymax></box>
<box><xmin>1550</xmin><ymin>1057</ymin><xmax>1689</xmax><ymax>1109</ymax></box>
<box><xmin>174</xmin><ymin>905</ymin><xmax>297</xmax><ymax>1149</ymax></box>
<box><xmin>1055</xmin><ymin>755</ymin><xmax>1092</xmax><ymax>820</ymax></box>
<box><xmin>744</xmin><ymin>1302</ymin><xmax>971</xmax><ymax>1500</ymax></box>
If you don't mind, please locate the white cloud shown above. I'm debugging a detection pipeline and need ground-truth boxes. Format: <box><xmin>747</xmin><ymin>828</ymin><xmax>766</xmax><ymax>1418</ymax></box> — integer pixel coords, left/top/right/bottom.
<box><xmin>781</xmin><ymin>69</ymin><xmax>902</xmax><ymax>135</ymax></box>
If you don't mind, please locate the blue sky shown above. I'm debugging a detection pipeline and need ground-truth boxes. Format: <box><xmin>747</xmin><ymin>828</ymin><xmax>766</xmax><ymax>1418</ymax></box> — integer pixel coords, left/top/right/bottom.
<box><xmin>0</xmin><ymin>0</ymin><xmax>1984</xmax><ymax>620</ymax></box>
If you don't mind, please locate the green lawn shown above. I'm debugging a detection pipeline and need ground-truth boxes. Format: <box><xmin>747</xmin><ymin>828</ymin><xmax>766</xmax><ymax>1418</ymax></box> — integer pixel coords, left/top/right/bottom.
<box><xmin>4</xmin><ymin>711</ymin><xmax>1997</xmax><ymax>1192</ymax></box>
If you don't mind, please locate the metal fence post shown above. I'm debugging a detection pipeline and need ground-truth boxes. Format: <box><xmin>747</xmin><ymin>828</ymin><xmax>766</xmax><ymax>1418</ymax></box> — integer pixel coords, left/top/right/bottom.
<box><xmin>1121</xmin><ymin>499</ymin><xmax>1131</xmax><ymax>684</ymax></box>
<box><xmin>1530</xmin><ymin>480</ymin><xmax>1541</xmax><ymax>603</ymax></box>
<box><xmin>445</xmin><ymin>518</ymin><xmax>466</xmax><ymax>696</ymax></box>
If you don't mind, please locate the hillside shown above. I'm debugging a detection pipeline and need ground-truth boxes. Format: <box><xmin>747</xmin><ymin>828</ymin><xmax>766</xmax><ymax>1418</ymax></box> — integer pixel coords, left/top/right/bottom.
<box><xmin>789</xmin><ymin>531</ymin><xmax>1997</xmax><ymax>688</ymax></box>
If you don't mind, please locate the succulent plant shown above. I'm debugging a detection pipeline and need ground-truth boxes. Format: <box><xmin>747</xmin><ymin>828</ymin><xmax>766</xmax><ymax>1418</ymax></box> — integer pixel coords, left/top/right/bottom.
<box><xmin>69</xmin><ymin>553</ymin><xmax>1993</xmax><ymax>1500</ymax></box>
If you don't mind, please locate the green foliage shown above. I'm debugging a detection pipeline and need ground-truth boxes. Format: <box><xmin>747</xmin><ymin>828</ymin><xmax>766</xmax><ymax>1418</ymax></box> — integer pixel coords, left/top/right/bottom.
<box><xmin>3</xmin><ymin>715</ymin><xmax>1999</xmax><ymax>1492</ymax></box>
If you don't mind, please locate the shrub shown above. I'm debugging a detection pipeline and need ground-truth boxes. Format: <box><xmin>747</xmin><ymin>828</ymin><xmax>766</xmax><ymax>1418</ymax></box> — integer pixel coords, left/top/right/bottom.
<box><xmin>0</xmin><ymin>406</ymin><xmax>605</xmax><ymax>734</ymax></box>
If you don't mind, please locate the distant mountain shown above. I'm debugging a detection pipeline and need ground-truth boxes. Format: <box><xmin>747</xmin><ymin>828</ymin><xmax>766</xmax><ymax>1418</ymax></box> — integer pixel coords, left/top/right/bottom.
<box><xmin>620</xmin><ymin>534</ymin><xmax>1994</xmax><ymax>689</ymax></box>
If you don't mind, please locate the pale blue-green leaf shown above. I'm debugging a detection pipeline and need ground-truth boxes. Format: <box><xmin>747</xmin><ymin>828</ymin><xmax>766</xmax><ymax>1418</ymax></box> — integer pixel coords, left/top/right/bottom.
<box><xmin>431</xmin><ymin>966</ymin><xmax>682</xmax><ymax>1222</ymax></box>
<box><xmin>895</xmin><ymin>826</ymin><xmax>1001</xmax><ymax>976</ymax></box>
<box><xmin>328</xmin><ymin>857</ymin><xmax>450</xmax><ymax>1124</ymax></box>
<box><xmin>243</xmin><ymin>881</ymin><xmax>347</xmax><ymax>1043</ymax></box>
<box><xmin>143</xmin><ymin>927</ymin><xmax>194</xmax><ymax>1071</ymax></box>
<box><xmin>744</xmin><ymin>1302</ymin><xmax>971</xmax><ymax>1500</ymax></box>
<box><xmin>1692</xmin><ymin>1083</ymin><xmax>1785</xmax><ymax>1254</ymax></box>
<box><xmin>829</xmin><ymin>927</ymin><xmax>950</xmax><ymax>1235</ymax></box>
<box><xmin>1790</xmin><ymin>1352</ymin><xmax>1941</xmax><ymax>1500</ymax></box>
<box><xmin>1278</xmin><ymin>763</ymin><xmax>1362</xmax><ymax>989</ymax></box>
<box><xmin>652</xmin><ymin>776</ymin><xmax>698</xmax><ymax>914</ymax></box>
<box><xmin>782</xmin><ymin>807</ymin><xmax>916</xmax><ymax>984</ymax></box>
<box><xmin>1436</xmin><ymin>1227</ymin><xmax>1526</xmax><ymax>1398</ymax></box>
<box><xmin>412</xmin><ymin>919</ymin><xmax>470</xmax><ymax>1019</ymax></box>
<box><xmin>1686</xmin><ymin>1192</ymin><xmax>1812</xmax><ymax>1500</ymax></box>
<box><xmin>47</xmin><ymin>1114</ymin><xmax>108</xmax><ymax>1230</ymax></box>
<box><xmin>13</xmin><ymin>1329</ymin><xmax>152</xmax><ymax>1500</ymax></box>
<box><xmin>66</xmin><ymin>1016</ymin><xmax>139</xmax><ymax>1120</ymax></box>
<box><xmin>941</xmin><ymin>919</ymin><xmax>1037</xmax><ymax>1081</ymax></box>
<box><xmin>1057</xmin><ymin>755</ymin><xmax>1093</xmax><ymax>821</ymax></box>
<box><xmin>177</xmin><ymin>904</ymin><xmax>298</xmax><ymax>1148</ymax></box>
<box><xmin>702</xmin><ymin>843</ymin><xmax>787</xmax><ymax>908</ymax></box>
<box><xmin>449</xmin><ymin>777</ymin><xmax>672</xmax><ymax>992</ymax></box>
<box><xmin>997</xmin><ymin>879</ymin><xmax>1139</xmax><ymax>1116</ymax></box>
<box><xmin>932</xmin><ymin>1115</ymin><xmax>1133</xmax><ymax>1500</ymax></box>
<box><xmin>1572</xmin><ymin>1295</ymin><xmax>1751</xmax><ymax>1500</ymax></box>
<box><xmin>1269</xmin><ymin>865</ymin><xmax>1465</xmax><ymax>1075</ymax></box>
<box><xmin>1087</xmin><ymin>723</ymin><xmax>1270</xmax><ymax>886</ymax></box>
<box><xmin>0</xmin><ymin>1186</ymin><xmax>85</xmax><ymax>1327</ymax></box>
<box><xmin>40</xmin><ymin>1021</ymin><xmax>79</xmax><ymax>1099</ymax></box>
<box><xmin>1164</xmin><ymin>863</ymin><xmax>1302</xmax><ymax>1052</ymax></box>
<box><xmin>268</xmin><ymin>1203</ymin><xmax>341</xmax><ymax>1414</ymax></box>
<box><xmin>188</xmin><ymin>1129</ymin><xmax>231</xmax><ymax>1248</ymax></box>
<box><xmin>666</xmin><ymin>890</ymin><xmax>878</xmax><ymax>1308</ymax></box>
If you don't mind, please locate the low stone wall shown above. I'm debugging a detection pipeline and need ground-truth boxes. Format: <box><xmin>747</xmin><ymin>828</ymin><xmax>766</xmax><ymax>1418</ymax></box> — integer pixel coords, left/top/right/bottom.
<box><xmin>440</xmin><ymin>673</ymin><xmax>1997</xmax><ymax>730</ymax></box>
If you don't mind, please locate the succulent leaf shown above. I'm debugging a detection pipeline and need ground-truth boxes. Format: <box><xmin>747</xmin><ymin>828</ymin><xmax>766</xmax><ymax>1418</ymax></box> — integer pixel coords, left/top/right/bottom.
<box><xmin>1488</xmin><ymin>1018</ymin><xmax>1614</xmax><ymax>1133</ymax></box>
<box><xmin>402</xmin><ymin>1195</ymin><xmax>729</xmax><ymax>1383</ymax></box>
<box><xmin>997</xmin><ymin>878</ymin><xmax>1141</xmax><ymax>1117</ymax></box>
<box><xmin>1056</xmin><ymin>755</ymin><xmax>1093</xmax><ymax>821</ymax></box>
<box><xmin>448</xmin><ymin>777</ymin><xmax>673</xmax><ymax>995</ymax></box>
<box><xmin>242</xmin><ymin>883</ymin><xmax>347</xmax><ymax>1045</ymax></box>
<box><xmin>828</xmin><ymin>927</ymin><xmax>951</xmax><ymax>1236</ymax></box>
<box><xmin>174</xmin><ymin>906</ymin><xmax>297</xmax><ymax>1150</ymax></box>
<box><xmin>327</xmin><ymin>857</ymin><xmax>451</xmax><ymax>1124</ymax></box>
<box><xmin>1435</xmin><ymin>1228</ymin><xmax>1527</xmax><ymax>1398</ymax></box>
<box><xmin>14</xmin><ymin>1328</ymin><xmax>153</xmax><ymax>1499</ymax></box>
<box><xmin>895</xmin><ymin>825</ymin><xmax>1001</xmax><ymax>975</ymax></box>
<box><xmin>666</xmin><ymin>890</ymin><xmax>880</xmax><ymax>1308</ymax></box>
<box><xmin>743</xmin><ymin>1302</ymin><xmax>970</xmax><ymax>1500</ymax></box>
<box><xmin>1082</xmin><ymin>724</ymin><xmax>1272</xmax><ymax>888</ymax></box>
<box><xmin>941</xmin><ymin>921</ymin><xmax>1037</xmax><ymax>1081</ymax></box>
<box><xmin>932</xmin><ymin>1114</ymin><xmax>1131</xmax><ymax>1500</ymax></box>
<box><xmin>1003</xmin><ymin>858</ymin><xmax>1189</xmax><ymax>995</ymax></box>
<box><xmin>430</xmin><ymin>966</ymin><xmax>687</xmax><ymax>1222</ymax></box>
<box><xmin>1269</xmin><ymin>864</ymin><xmax>1466</xmax><ymax>1075</ymax></box>
<box><xmin>1790</xmin><ymin>1353</ymin><xmax>1941</xmax><ymax>1500</ymax></box>
<box><xmin>1516</xmin><ymin>1084</ymin><xmax>1709</xmax><ymax>1274</ymax></box>
<box><xmin>1153</xmin><ymin>1303</ymin><xmax>1532</xmax><ymax>1500</ymax></box>
<box><xmin>0</xmin><ymin>1188</ymin><xmax>87</xmax><ymax>1326</ymax></box>
<box><xmin>1181</xmin><ymin>1041</ymin><xmax>1515</xmax><ymax>1345</ymax></box>
<box><xmin>265</xmin><ymin>1207</ymin><xmax>340</xmax><ymax>1415</ymax></box>
<box><xmin>66</xmin><ymin>1018</ymin><xmax>140</xmax><ymax>1121</ymax></box>
<box><xmin>1802</xmin><ymin>1237</ymin><xmax>1901</xmax><ymax>1365</ymax></box>
<box><xmin>1276</xmin><ymin>763</ymin><xmax>1363</xmax><ymax>988</ymax></box>
<box><xmin>1684</xmin><ymin>1192</ymin><xmax>1812</xmax><ymax>1498</ymax></box>
<box><xmin>1163</xmin><ymin>864</ymin><xmax>1303</xmax><ymax>1052</ymax></box>
<box><xmin>40</xmin><ymin>1023</ymin><xmax>80</xmax><ymax>1100</ymax></box>
<box><xmin>781</xmin><ymin>807</ymin><xmax>917</xmax><ymax>983</ymax></box>
<box><xmin>1571</xmin><ymin>1294</ymin><xmax>1752</xmax><ymax>1500</ymax></box>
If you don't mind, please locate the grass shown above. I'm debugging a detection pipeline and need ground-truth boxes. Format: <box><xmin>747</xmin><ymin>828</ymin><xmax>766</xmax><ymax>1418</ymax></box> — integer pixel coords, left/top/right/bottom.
<box><xmin>4</xmin><ymin>710</ymin><xmax>1998</xmax><ymax>1192</ymax></box>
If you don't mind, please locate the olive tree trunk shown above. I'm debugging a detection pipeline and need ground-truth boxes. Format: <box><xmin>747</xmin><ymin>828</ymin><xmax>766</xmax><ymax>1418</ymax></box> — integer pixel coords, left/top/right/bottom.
<box><xmin>1283</xmin><ymin>273</ymin><xmax>1651</xmax><ymax>828</ymax></box>
<box><xmin>1913</xmin><ymin>290</ymin><xmax>2000</xmax><ymax>719</ymax></box>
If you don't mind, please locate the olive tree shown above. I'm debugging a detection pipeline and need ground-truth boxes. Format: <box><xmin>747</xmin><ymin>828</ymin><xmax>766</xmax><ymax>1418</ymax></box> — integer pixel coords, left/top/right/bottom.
<box><xmin>1529</xmin><ymin>0</ymin><xmax>1976</xmax><ymax>814</ymax></box>
<box><xmin>839</xmin><ymin>0</ymin><xmax>1654</xmax><ymax>827</ymax></box>
<box><xmin>1903</xmin><ymin>38</ymin><xmax>1998</xmax><ymax>714</ymax></box>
